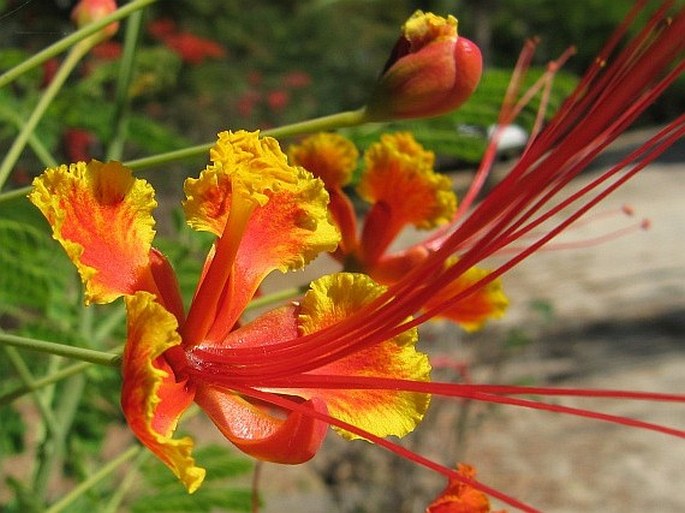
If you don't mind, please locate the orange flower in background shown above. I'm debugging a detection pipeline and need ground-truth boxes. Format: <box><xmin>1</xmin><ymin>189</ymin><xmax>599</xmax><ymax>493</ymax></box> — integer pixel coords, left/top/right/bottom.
<box><xmin>29</xmin><ymin>131</ymin><xmax>430</xmax><ymax>493</ymax></box>
<box><xmin>365</xmin><ymin>10</ymin><xmax>482</xmax><ymax>121</ymax></box>
<box><xmin>426</xmin><ymin>464</ymin><xmax>506</xmax><ymax>513</ymax></box>
<box><xmin>71</xmin><ymin>0</ymin><xmax>119</xmax><ymax>40</ymax></box>
<box><xmin>289</xmin><ymin>131</ymin><xmax>508</xmax><ymax>332</ymax></box>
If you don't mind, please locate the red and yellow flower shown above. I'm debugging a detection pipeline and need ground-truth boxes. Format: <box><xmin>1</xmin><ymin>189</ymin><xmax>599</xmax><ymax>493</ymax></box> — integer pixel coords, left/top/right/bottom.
<box><xmin>30</xmin><ymin>131</ymin><xmax>431</xmax><ymax>492</ymax></box>
<box><xmin>289</xmin><ymin>131</ymin><xmax>508</xmax><ymax>332</ymax></box>
<box><xmin>27</xmin><ymin>4</ymin><xmax>685</xmax><ymax>512</ymax></box>
<box><xmin>426</xmin><ymin>464</ymin><xmax>506</xmax><ymax>513</ymax></box>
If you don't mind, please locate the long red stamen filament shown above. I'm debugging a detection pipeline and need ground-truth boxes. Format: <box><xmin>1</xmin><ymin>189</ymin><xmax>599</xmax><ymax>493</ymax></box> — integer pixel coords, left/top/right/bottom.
<box><xmin>425</xmin><ymin>40</ymin><xmax>571</xmax><ymax>251</ymax></box>
<box><xmin>191</xmin><ymin>112</ymin><xmax>684</xmax><ymax>381</ymax></box>
<box><xmin>225</xmin><ymin>383</ymin><xmax>541</xmax><ymax>513</ymax></box>
<box><xmin>497</xmin><ymin>218</ymin><xmax>649</xmax><ymax>253</ymax></box>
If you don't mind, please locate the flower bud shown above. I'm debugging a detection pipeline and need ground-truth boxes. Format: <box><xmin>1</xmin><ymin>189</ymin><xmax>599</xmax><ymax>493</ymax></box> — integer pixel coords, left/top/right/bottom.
<box><xmin>71</xmin><ymin>0</ymin><xmax>119</xmax><ymax>41</ymax></box>
<box><xmin>365</xmin><ymin>11</ymin><xmax>482</xmax><ymax>121</ymax></box>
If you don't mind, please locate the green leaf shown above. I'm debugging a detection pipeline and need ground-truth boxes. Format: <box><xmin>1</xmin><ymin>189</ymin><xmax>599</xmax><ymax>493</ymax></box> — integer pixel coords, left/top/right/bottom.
<box><xmin>130</xmin><ymin>444</ymin><xmax>254</xmax><ymax>513</ymax></box>
<box><xmin>0</xmin><ymin>218</ymin><xmax>77</xmax><ymax>319</ymax></box>
<box><xmin>0</xmin><ymin>404</ymin><xmax>25</xmax><ymax>456</ymax></box>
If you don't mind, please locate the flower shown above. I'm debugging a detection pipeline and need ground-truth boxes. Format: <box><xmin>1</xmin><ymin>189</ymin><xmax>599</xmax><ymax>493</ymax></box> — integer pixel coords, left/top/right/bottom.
<box><xmin>148</xmin><ymin>18</ymin><xmax>226</xmax><ymax>65</ymax></box>
<box><xmin>29</xmin><ymin>3</ymin><xmax>685</xmax><ymax>511</ymax></box>
<box><xmin>71</xmin><ymin>0</ymin><xmax>119</xmax><ymax>41</ymax></box>
<box><xmin>426</xmin><ymin>464</ymin><xmax>506</xmax><ymax>513</ymax></box>
<box><xmin>62</xmin><ymin>128</ymin><xmax>96</xmax><ymax>162</ymax></box>
<box><xmin>289</xmin><ymin>131</ymin><xmax>508</xmax><ymax>331</ymax></box>
<box><xmin>29</xmin><ymin>131</ymin><xmax>430</xmax><ymax>493</ymax></box>
<box><xmin>364</xmin><ymin>10</ymin><xmax>483</xmax><ymax>121</ymax></box>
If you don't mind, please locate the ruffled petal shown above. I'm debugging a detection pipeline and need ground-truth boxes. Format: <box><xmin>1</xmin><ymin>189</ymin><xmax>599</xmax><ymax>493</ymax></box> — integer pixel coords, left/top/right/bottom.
<box><xmin>426</xmin><ymin>464</ymin><xmax>500</xmax><ymax>513</ymax></box>
<box><xmin>287</xmin><ymin>133</ymin><xmax>359</xmax><ymax>189</ymax></box>
<box><xmin>288</xmin><ymin>133</ymin><xmax>360</xmax><ymax>256</ymax></box>
<box><xmin>121</xmin><ymin>292</ymin><xmax>205</xmax><ymax>492</ymax></box>
<box><xmin>297</xmin><ymin>273</ymin><xmax>431</xmax><ymax>440</ymax></box>
<box><xmin>182</xmin><ymin>166</ymin><xmax>232</xmax><ymax>236</ymax></box>
<box><xmin>357</xmin><ymin>133</ymin><xmax>456</xmax><ymax>264</ymax></box>
<box><xmin>182</xmin><ymin>131</ymin><xmax>340</xmax><ymax>345</ymax></box>
<box><xmin>29</xmin><ymin>160</ymin><xmax>156</xmax><ymax>304</ymax></box>
<box><xmin>183</xmin><ymin>129</ymin><xmax>298</xmax><ymax>234</ymax></box>
<box><xmin>194</xmin><ymin>386</ymin><xmax>329</xmax><ymax>464</ymax></box>
<box><xmin>425</xmin><ymin>261</ymin><xmax>508</xmax><ymax>332</ymax></box>
<box><xmin>358</xmin><ymin>132</ymin><xmax>455</xmax><ymax>229</ymax></box>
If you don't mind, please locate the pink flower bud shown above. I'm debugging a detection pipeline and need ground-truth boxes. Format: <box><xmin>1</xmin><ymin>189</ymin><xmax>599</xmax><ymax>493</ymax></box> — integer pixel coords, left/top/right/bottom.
<box><xmin>71</xmin><ymin>0</ymin><xmax>119</xmax><ymax>40</ymax></box>
<box><xmin>365</xmin><ymin>11</ymin><xmax>482</xmax><ymax>121</ymax></box>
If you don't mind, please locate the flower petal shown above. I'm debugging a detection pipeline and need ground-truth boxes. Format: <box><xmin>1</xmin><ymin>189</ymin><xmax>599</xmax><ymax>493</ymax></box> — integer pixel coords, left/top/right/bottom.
<box><xmin>121</xmin><ymin>292</ymin><xmax>205</xmax><ymax>492</ymax></box>
<box><xmin>288</xmin><ymin>133</ymin><xmax>361</xmax><ymax>256</ymax></box>
<box><xmin>426</xmin><ymin>463</ymin><xmax>501</xmax><ymax>513</ymax></box>
<box><xmin>183</xmin><ymin>129</ymin><xmax>297</xmax><ymax>235</ymax></box>
<box><xmin>357</xmin><ymin>133</ymin><xmax>457</xmax><ymax>264</ymax></box>
<box><xmin>425</xmin><ymin>261</ymin><xmax>508</xmax><ymax>332</ymax></box>
<box><xmin>194</xmin><ymin>385</ymin><xmax>329</xmax><ymax>464</ymax></box>
<box><xmin>297</xmin><ymin>273</ymin><xmax>431</xmax><ymax>440</ymax></box>
<box><xmin>288</xmin><ymin>133</ymin><xmax>359</xmax><ymax>189</ymax></box>
<box><xmin>29</xmin><ymin>160</ymin><xmax>156</xmax><ymax>304</ymax></box>
<box><xmin>182</xmin><ymin>131</ymin><xmax>340</xmax><ymax>345</ymax></box>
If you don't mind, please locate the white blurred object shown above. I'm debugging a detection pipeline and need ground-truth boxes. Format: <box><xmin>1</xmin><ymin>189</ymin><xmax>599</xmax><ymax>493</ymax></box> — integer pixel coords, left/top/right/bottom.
<box><xmin>487</xmin><ymin>124</ymin><xmax>529</xmax><ymax>156</ymax></box>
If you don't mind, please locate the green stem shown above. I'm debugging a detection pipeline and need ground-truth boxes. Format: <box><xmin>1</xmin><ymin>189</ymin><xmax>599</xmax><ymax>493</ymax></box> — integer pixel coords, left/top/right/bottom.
<box><xmin>101</xmin><ymin>449</ymin><xmax>150</xmax><ymax>513</ymax></box>
<box><xmin>106</xmin><ymin>9</ymin><xmax>146</xmax><ymax>161</ymax></box>
<box><xmin>0</xmin><ymin>361</ymin><xmax>92</xmax><ymax>407</ymax></box>
<box><xmin>264</xmin><ymin>108</ymin><xmax>369</xmax><ymax>138</ymax></box>
<box><xmin>244</xmin><ymin>286</ymin><xmax>305</xmax><ymax>312</ymax></box>
<box><xmin>3</xmin><ymin>346</ymin><xmax>60</xmax><ymax>434</ymax></box>
<box><xmin>33</xmin><ymin>374</ymin><xmax>86</xmax><ymax>501</ymax></box>
<box><xmin>0</xmin><ymin>0</ymin><xmax>158</xmax><ymax>90</ymax></box>
<box><xmin>2</xmin><ymin>108</ymin><xmax>58</xmax><ymax>168</ymax></box>
<box><xmin>0</xmin><ymin>333</ymin><xmax>121</xmax><ymax>367</ymax></box>
<box><xmin>0</xmin><ymin>107</ymin><xmax>370</xmax><ymax>202</ymax></box>
<box><xmin>44</xmin><ymin>446</ymin><xmax>141</xmax><ymax>513</ymax></box>
<box><xmin>0</xmin><ymin>41</ymin><xmax>92</xmax><ymax>190</ymax></box>
<box><xmin>0</xmin><ymin>185</ymin><xmax>29</xmax><ymax>203</ymax></box>
<box><xmin>125</xmin><ymin>107</ymin><xmax>370</xmax><ymax>170</ymax></box>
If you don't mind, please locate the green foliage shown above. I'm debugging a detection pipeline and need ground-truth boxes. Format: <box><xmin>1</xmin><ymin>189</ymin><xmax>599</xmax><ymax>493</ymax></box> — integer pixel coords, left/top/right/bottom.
<box><xmin>0</xmin><ymin>215</ymin><xmax>76</xmax><ymax>323</ymax></box>
<box><xmin>129</xmin><ymin>444</ymin><xmax>254</xmax><ymax>513</ymax></box>
<box><xmin>155</xmin><ymin>207</ymin><xmax>214</xmax><ymax>308</ymax></box>
<box><xmin>0</xmin><ymin>404</ymin><xmax>25</xmax><ymax>455</ymax></box>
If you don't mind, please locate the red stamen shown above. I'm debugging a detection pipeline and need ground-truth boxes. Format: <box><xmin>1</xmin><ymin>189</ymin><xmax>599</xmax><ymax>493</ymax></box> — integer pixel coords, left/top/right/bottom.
<box><xmin>227</xmin><ymin>383</ymin><xmax>541</xmax><ymax>513</ymax></box>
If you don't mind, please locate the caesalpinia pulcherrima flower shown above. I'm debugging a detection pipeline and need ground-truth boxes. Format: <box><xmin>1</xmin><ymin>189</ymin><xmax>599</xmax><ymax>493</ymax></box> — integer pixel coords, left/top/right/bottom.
<box><xmin>426</xmin><ymin>464</ymin><xmax>506</xmax><ymax>513</ymax></box>
<box><xmin>29</xmin><ymin>4</ymin><xmax>685</xmax><ymax>511</ymax></box>
<box><xmin>29</xmin><ymin>131</ymin><xmax>431</xmax><ymax>493</ymax></box>
<box><xmin>288</xmin><ymin>131</ymin><xmax>508</xmax><ymax>331</ymax></box>
<box><xmin>364</xmin><ymin>10</ymin><xmax>483</xmax><ymax>121</ymax></box>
